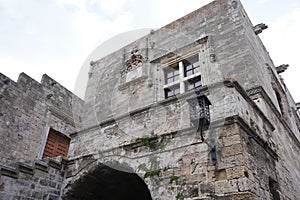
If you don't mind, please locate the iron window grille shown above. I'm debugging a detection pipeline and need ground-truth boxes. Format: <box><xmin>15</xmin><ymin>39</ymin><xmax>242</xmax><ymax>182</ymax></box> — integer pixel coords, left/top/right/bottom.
<box><xmin>187</xmin><ymin>91</ymin><xmax>211</xmax><ymax>139</ymax></box>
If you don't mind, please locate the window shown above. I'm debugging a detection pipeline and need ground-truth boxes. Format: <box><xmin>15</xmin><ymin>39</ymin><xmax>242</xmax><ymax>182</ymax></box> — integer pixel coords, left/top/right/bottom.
<box><xmin>164</xmin><ymin>54</ymin><xmax>202</xmax><ymax>99</ymax></box>
<box><xmin>185</xmin><ymin>76</ymin><xmax>201</xmax><ymax>91</ymax></box>
<box><xmin>165</xmin><ymin>84</ymin><xmax>180</xmax><ymax>98</ymax></box>
<box><xmin>43</xmin><ymin>128</ymin><xmax>70</xmax><ymax>158</ymax></box>
<box><xmin>183</xmin><ymin>55</ymin><xmax>200</xmax><ymax>77</ymax></box>
<box><xmin>165</xmin><ymin>64</ymin><xmax>179</xmax><ymax>84</ymax></box>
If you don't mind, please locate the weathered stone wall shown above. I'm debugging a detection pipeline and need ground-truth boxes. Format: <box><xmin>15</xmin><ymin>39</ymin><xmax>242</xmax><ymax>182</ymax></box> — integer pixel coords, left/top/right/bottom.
<box><xmin>69</xmin><ymin>0</ymin><xmax>300</xmax><ymax>199</ymax></box>
<box><xmin>0</xmin><ymin>157</ymin><xmax>67</xmax><ymax>200</ymax></box>
<box><xmin>247</xmin><ymin>87</ymin><xmax>300</xmax><ymax>199</ymax></box>
<box><xmin>68</xmin><ymin>80</ymin><xmax>298</xmax><ymax>199</ymax></box>
<box><xmin>67</xmin><ymin>120</ymin><xmax>254</xmax><ymax>199</ymax></box>
<box><xmin>1</xmin><ymin>0</ymin><xmax>300</xmax><ymax>199</ymax></box>
<box><xmin>0</xmin><ymin>73</ymin><xmax>83</xmax><ymax>163</ymax></box>
<box><xmin>81</xmin><ymin>0</ymin><xmax>287</xmax><ymax>128</ymax></box>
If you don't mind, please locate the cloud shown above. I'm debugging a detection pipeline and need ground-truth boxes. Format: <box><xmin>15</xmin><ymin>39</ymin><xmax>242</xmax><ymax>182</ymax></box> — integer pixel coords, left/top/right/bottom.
<box><xmin>152</xmin><ymin>0</ymin><xmax>212</xmax><ymax>25</ymax></box>
<box><xmin>99</xmin><ymin>0</ymin><xmax>129</xmax><ymax>13</ymax></box>
<box><xmin>0</xmin><ymin>0</ymin><xmax>135</xmax><ymax>97</ymax></box>
<box><xmin>1</xmin><ymin>0</ymin><xmax>298</xmax><ymax>102</ymax></box>
<box><xmin>257</xmin><ymin>0</ymin><xmax>269</xmax><ymax>5</ymax></box>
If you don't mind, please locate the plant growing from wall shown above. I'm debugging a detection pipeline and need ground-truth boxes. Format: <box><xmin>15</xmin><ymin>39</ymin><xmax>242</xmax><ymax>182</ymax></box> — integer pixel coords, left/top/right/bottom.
<box><xmin>175</xmin><ymin>192</ymin><xmax>183</xmax><ymax>200</ymax></box>
<box><xmin>190</xmin><ymin>159</ymin><xmax>195</xmax><ymax>165</ymax></box>
<box><xmin>144</xmin><ymin>169</ymin><xmax>161</xmax><ymax>178</ymax></box>
<box><xmin>159</xmin><ymin>141</ymin><xmax>166</xmax><ymax>150</ymax></box>
<box><xmin>169</xmin><ymin>175</ymin><xmax>179</xmax><ymax>184</ymax></box>
<box><xmin>139</xmin><ymin>136</ymin><xmax>151</xmax><ymax>147</ymax></box>
<box><xmin>249</xmin><ymin>117</ymin><xmax>255</xmax><ymax>127</ymax></box>
<box><xmin>138</xmin><ymin>156</ymin><xmax>163</xmax><ymax>179</ymax></box>
<box><xmin>249</xmin><ymin>117</ymin><xmax>257</xmax><ymax>131</ymax></box>
<box><xmin>138</xmin><ymin>163</ymin><xmax>148</xmax><ymax>172</ymax></box>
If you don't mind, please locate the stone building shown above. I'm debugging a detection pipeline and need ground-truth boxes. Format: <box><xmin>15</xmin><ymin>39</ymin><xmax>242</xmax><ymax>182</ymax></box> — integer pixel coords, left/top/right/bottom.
<box><xmin>1</xmin><ymin>0</ymin><xmax>300</xmax><ymax>199</ymax></box>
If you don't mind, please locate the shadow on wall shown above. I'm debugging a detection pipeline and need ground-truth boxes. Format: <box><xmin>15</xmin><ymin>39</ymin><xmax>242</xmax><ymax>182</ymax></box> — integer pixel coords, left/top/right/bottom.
<box><xmin>63</xmin><ymin>163</ymin><xmax>153</xmax><ymax>200</ymax></box>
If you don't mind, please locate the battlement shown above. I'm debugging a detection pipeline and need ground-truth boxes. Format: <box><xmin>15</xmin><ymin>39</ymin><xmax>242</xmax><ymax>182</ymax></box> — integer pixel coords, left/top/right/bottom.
<box><xmin>0</xmin><ymin>72</ymin><xmax>84</xmax><ymax>164</ymax></box>
<box><xmin>1</xmin><ymin>72</ymin><xmax>83</xmax><ymax>114</ymax></box>
<box><xmin>0</xmin><ymin>72</ymin><xmax>80</xmax><ymax>100</ymax></box>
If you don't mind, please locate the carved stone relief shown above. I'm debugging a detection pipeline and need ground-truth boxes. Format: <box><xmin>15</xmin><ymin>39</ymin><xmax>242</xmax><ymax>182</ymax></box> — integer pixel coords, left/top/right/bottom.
<box><xmin>125</xmin><ymin>47</ymin><xmax>144</xmax><ymax>74</ymax></box>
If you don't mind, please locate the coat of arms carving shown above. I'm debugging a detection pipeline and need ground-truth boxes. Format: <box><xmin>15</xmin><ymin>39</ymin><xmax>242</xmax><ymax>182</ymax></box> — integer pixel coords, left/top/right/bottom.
<box><xmin>124</xmin><ymin>47</ymin><xmax>143</xmax><ymax>73</ymax></box>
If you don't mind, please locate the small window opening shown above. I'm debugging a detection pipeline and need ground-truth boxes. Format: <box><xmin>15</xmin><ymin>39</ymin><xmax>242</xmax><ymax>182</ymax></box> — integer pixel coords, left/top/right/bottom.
<box><xmin>275</xmin><ymin>90</ymin><xmax>284</xmax><ymax>114</ymax></box>
<box><xmin>183</xmin><ymin>55</ymin><xmax>200</xmax><ymax>77</ymax></box>
<box><xmin>164</xmin><ymin>84</ymin><xmax>180</xmax><ymax>99</ymax></box>
<box><xmin>165</xmin><ymin>64</ymin><xmax>179</xmax><ymax>84</ymax></box>
<box><xmin>269</xmin><ymin>177</ymin><xmax>280</xmax><ymax>200</ymax></box>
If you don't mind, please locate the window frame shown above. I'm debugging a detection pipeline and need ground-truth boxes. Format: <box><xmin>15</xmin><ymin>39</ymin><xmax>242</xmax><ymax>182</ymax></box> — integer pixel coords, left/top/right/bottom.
<box><xmin>163</xmin><ymin>53</ymin><xmax>202</xmax><ymax>99</ymax></box>
<box><xmin>164</xmin><ymin>64</ymin><xmax>180</xmax><ymax>84</ymax></box>
<box><xmin>183</xmin><ymin>55</ymin><xmax>200</xmax><ymax>77</ymax></box>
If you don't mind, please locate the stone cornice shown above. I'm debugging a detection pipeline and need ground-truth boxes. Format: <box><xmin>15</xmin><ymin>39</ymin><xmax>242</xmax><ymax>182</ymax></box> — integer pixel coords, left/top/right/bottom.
<box><xmin>246</xmin><ymin>85</ymin><xmax>300</xmax><ymax>149</ymax></box>
<box><xmin>225</xmin><ymin>80</ymin><xmax>275</xmax><ymax>131</ymax></box>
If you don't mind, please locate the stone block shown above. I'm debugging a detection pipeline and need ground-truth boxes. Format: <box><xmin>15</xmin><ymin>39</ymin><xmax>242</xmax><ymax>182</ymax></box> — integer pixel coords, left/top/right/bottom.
<box><xmin>215</xmin><ymin>179</ymin><xmax>239</xmax><ymax>194</ymax></box>
<box><xmin>226</xmin><ymin>166</ymin><xmax>247</xmax><ymax>180</ymax></box>
<box><xmin>218</xmin><ymin>154</ymin><xmax>245</xmax><ymax>169</ymax></box>
<box><xmin>199</xmin><ymin>182</ymin><xmax>214</xmax><ymax>195</ymax></box>
<box><xmin>216</xmin><ymin>169</ymin><xmax>227</xmax><ymax>181</ymax></box>
<box><xmin>222</xmin><ymin>144</ymin><xmax>244</xmax><ymax>157</ymax></box>
<box><xmin>222</xmin><ymin>134</ymin><xmax>241</xmax><ymax>146</ymax></box>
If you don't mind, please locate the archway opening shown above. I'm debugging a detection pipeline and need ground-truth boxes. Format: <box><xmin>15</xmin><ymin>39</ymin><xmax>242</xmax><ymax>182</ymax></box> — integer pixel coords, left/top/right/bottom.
<box><xmin>64</xmin><ymin>164</ymin><xmax>153</xmax><ymax>200</ymax></box>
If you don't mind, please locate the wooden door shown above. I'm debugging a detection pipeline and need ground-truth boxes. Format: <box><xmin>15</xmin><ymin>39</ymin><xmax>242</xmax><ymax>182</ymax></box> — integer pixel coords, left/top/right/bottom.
<box><xmin>42</xmin><ymin>129</ymin><xmax>70</xmax><ymax>158</ymax></box>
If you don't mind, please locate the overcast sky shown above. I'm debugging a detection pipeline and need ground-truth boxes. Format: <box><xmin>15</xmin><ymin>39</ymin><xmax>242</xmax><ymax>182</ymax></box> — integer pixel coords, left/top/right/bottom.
<box><xmin>0</xmin><ymin>0</ymin><xmax>299</xmax><ymax>102</ymax></box>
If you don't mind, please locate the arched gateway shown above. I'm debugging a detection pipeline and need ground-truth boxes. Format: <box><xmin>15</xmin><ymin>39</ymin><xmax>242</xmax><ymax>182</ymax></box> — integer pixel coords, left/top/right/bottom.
<box><xmin>63</xmin><ymin>163</ymin><xmax>153</xmax><ymax>200</ymax></box>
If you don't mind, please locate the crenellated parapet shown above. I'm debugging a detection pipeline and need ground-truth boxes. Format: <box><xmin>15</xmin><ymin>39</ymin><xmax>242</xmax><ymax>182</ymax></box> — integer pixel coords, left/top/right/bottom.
<box><xmin>0</xmin><ymin>72</ymin><xmax>84</xmax><ymax>164</ymax></box>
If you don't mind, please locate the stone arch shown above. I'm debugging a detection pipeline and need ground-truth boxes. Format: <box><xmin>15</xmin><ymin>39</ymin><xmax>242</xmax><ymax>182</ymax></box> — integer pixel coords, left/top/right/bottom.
<box><xmin>63</xmin><ymin>161</ymin><xmax>153</xmax><ymax>200</ymax></box>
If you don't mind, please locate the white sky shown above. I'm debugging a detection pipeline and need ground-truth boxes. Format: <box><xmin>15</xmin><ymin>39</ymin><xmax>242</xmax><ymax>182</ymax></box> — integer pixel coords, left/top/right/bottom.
<box><xmin>0</xmin><ymin>0</ymin><xmax>299</xmax><ymax>102</ymax></box>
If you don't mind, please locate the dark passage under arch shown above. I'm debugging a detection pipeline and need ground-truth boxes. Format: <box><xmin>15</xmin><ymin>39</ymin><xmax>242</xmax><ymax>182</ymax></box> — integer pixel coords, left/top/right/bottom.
<box><xmin>63</xmin><ymin>164</ymin><xmax>153</xmax><ymax>200</ymax></box>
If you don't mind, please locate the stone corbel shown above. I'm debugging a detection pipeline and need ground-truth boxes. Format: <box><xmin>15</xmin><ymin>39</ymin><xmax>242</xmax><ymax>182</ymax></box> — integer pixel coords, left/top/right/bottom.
<box><xmin>254</xmin><ymin>23</ymin><xmax>268</xmax><ymax>35</ymax></box>
<box><xmin>296</xmin><ymin>102</ymin><xmax>300</xmax><ymax>110</ymax></box>
<box><xmin>276</xmin><ymin>64</ymin><xmax>289</xmax><ymax>74</ymax></box>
